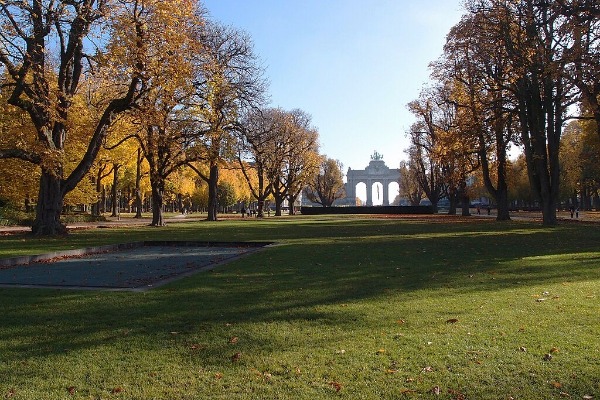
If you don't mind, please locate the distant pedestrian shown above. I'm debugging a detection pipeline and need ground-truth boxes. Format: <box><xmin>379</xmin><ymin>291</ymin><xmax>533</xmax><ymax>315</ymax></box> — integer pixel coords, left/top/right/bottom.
<box><xmin>487</xmin><ymin>206</ymin><xmax>491</xmax><ymax>215</ymax></box>
<box><xmin>476</xmin><ymin>205</ymin><xmax>481</xmax><ymax>215</ymax></box>
<box><xmin>569</xmin><ymin>205</ymin><xmax>574</xmax><ymax>218</ymax></box>
<box><xmin>576</xmin><ymin>207</ymin><xmax>579</xmax><ymax>218</ymax></box>
<box><xmin>241</xmin><ymin>206</ymin><xmax>246</xmax><ymax>218</ymax></box>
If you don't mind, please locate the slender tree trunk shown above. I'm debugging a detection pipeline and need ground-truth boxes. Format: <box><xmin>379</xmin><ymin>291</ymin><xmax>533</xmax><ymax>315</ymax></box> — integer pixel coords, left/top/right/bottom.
<box><xmin>91</xmin><ymin>175</ymin><xmax>100</xmax><ymax>217</ymax></box>
<box><xmin>101</xmin><ymin>186</ymin><xmax>107</xmax><ymax>213</ymax></box>
<box><xmin>207</xmin><ymin>162</ymin><xmax>219</xmax><ymax>221</ymax></box>
<box><xmin>31</xmin><ymin>172</ymin><xmax>67</xmax><ymax>235</ymax></box>
<box><xmin>110</xmin><ymin>165</ymin><xmax>120</xmax><ymax>217</ymax></box>
<box><xmin>24</xmin><ymin>195</ymin><xmax>31</xmax><ymax>213</ymax></box>
<box><xmin>288</xmin><ymin>194</ymin><xmax>297</xmax><ymax>215</ymax></box>
<box><xmin>459</xmin><ymin>181</ymin><xmax>470</xmax><ymax>217</ymax></box>
<box><xmin>134</xmin><ymin>148</ymin><xmax>143</xmax><ymax>218</ymax></box>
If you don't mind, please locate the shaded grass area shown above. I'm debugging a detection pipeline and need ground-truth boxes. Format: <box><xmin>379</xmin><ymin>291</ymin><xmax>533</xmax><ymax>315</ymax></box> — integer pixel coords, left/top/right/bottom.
<box><xmin>0</xmin><ymin>216</ymin><xmax>599</xmax><ymax>399</ymax></box>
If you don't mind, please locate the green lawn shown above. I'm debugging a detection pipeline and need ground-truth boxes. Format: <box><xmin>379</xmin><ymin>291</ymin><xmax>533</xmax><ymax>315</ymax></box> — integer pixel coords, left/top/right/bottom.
<box><xmin>0</xmin><ymin>216</ymin><xmax>599</xmax><ymax>399</ymax></box>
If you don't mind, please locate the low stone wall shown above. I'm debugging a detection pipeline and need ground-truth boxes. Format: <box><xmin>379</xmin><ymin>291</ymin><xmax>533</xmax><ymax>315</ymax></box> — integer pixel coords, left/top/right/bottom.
<box><xmin>300</xmin><ymin>206</ymin><xmax>434</xmax><ymax>215</ymax></box>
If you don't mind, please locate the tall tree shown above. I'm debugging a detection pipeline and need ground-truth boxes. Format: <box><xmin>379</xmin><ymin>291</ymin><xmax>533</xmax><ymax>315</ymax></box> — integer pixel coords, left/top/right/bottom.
<box><xmin>116</xmin><ymin>0</ymin><xmax>204</xmax><ymax>226</ymax></box>
<box><xmin>398</xmin><ymin>160</ymin><xmax>423</xmax><ymax>206</ymax></box>
<box><xmin>406</xmin><ymin>90</ymin><xmax>449</xmax><ymax>213</ymax></box>
<box><xmin>236</xmin><ymin>107</ymin><xmax>278</xmax><ymax>218</ymax></box>
<box><xmin>268</xmin><ymin>109</ymin><xmax>320</xmax><ymax>216</ymax></box>
<box><xmin>0</xmin><ymin>0</ymin><xmax>148</xmax><ymax>234</ymax></box>
<box><xmin>465</xmin><ymin>0</ymin><xmax>578</xmax><ymax>225</ymax></box>
<box><xmin>438</xmin><ymin>10</ymin><xmax>517</xmax><ymax>220</ymax></box>
<box><xmin>304</xmin><ymin>157</ymin><xmax>346</xmax><ymax>207</ymax></box>
<box><xmin>560</xmin><ymin>0</ymin><xmax>600</xmax><ymax>139</ymax></box>
<box><xmin>188</xmin><ymin>21</ymin><xmax>266</xmax><ymax>221</ymax></box>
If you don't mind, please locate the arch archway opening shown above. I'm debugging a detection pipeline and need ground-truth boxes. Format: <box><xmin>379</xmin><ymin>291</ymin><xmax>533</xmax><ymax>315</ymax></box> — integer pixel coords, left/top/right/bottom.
<box><xmin>371</xmin><ymin>182</ymin><xmax>384</xmax><ymax>206</ymax></box>
<box><xmin>355</xmin><ymin>182</ymin><xmax>367</xmax><ymax>206</ymax></box>
<box><xmin>388</xmin><ymin>182</ymin><xmax>400</xmax><ymax>205</ymax></box>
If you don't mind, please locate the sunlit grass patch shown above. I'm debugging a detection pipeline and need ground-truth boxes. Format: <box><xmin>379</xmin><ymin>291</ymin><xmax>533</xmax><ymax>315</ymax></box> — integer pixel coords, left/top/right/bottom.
<box><xmin>0</xmin><ymin>216</ymin><xmax>599</xmax><ymax>398</ymax></box>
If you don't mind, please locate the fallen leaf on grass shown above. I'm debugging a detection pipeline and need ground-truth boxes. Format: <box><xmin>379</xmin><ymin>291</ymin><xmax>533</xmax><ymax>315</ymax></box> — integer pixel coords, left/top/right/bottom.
<box><xmin>550</xmin><ymin>347</ymin><xmax>559</xmax><ymax>353</ymax></box>
<box><xmin>215</xmin><ymin>373</ymin><xmax>223</xmax><ymax>380</ymax></box>
<box><xmin>446</xmin><ymin>318</ymin><xmax>459</xmax><ymax>324</ymax></box>
<box><xmin>550</xmin><ymin>381</ymin><xmax>562</xmax><ymax>388</ymax></box>
<box><xmin>559</xmin><ymin>392</ymin><xmax>571</xmax><ymax>398</ymax></box>
<box><xmin>67</xmin><ymin>386</ymin><xmax>76</xmax><ymax>395</ymax></box>
<box><xmin>329</xmin><ymin>381</ymin><xmax>342</xmax><ymax>392</ymax></box>
<box><xmin>448</xmin><ymin>389</ymin><xmax>466</xmax><ymax>400</ymax></box>
<box><xmin>543</xmin><ymin>353</ymin><xmax>553</xmax><ymax>361</ymax></box>
<box><xmin>111</xmin><ymin>387</ymin><xmax>124</xmax><ymax>394</ymax></box>
<box><xmin>396</xmin><ymin>319</ymin><xmax>406</xmax><ymax>324</ymax></box>
<box><xmin>582</xmin><ymin>395</ymin><xmax>594</xmax><ymax>399</ymax></box>
<box><xmin>229</xmin><ymin>336</ymin><xmax>239</xmax><ymax>344</ymax></box>
<box><xmin>376</xmin><ymin>349</ymin><xmax>385</xmax><ymax>354</ymax></box>
<box><xmin>5</xmin><ymin>388</ymin><xmax>15</xmax><ymax>398</ymax></box>
<box><xmin>231</xmin><ymin>352</ymin><xmax>242</xmax><ymax>362</ymax></box>
<box><xmin>400</xmin><ymin>388</ymin><xmax>417</xmax><ymax>394</ymax></box>
<box><xmin>421</xmin><ymin>366</ymin><xmax>434</xmax><ymax>373</ymax></box>
<box><xmin>431</xmin><ymin>386</ymin><xmax>441</xmax><ymax>395</ymax></box>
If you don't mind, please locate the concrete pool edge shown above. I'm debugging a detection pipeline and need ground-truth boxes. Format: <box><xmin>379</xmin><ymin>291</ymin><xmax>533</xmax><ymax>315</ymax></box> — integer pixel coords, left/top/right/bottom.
<box><xmin>0</xmin><ymin>241</ymin><xmax>274</xmax><ymax>268</ymax></box>
<box><xmin>0</xmin><ymin>241</ymin><xmax>276</xmax><ymax>292</ymax></box>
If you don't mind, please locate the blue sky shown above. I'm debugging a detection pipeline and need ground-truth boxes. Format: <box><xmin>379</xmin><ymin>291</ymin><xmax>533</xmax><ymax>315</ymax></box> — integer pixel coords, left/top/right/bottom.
<box><xmin>203</xmin><ymin>0</ymin><xmax>465</xmax><ymax>172</ymax></box>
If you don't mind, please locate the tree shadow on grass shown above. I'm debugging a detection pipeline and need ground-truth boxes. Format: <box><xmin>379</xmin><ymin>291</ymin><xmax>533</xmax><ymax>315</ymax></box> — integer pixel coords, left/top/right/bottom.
<box><xmin>0</xmin><ymin>219</ymin><xmax>599</xmax><ymax>397</ymax></box>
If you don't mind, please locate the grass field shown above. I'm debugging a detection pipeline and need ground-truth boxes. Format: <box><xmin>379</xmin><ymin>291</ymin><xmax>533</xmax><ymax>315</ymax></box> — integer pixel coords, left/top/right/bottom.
<box><xmin>0</xmin><ymin>215</ymin><xmax>599</xmax><ymax>399</ymax></box>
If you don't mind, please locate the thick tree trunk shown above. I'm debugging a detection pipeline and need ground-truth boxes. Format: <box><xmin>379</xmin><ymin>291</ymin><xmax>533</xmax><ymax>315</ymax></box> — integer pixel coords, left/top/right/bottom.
<box><xmin>257</xmin><ymin>198</ymin><xmax>265</xmax><ymax>218</ymax></box>
<box><xmin>274</xmin><ymin>193</ymin><xmax>284</xmax><ymax>216</ymax></box>
<box><xmin>447</xmin><ymin>187</ymin><xmax>457</xmax><ymax>215</ymax></box>
<box><xmin>496</xmin><ymin>189</ymin><xmax>511</xmax><ymax>221</ymax></box>
<box><xmin>31</xmin><ymin>172</ymin><xmax>67</xmax><ymax>235</ymax></box>
<box><xmin>207</xmin><ymin>163</ymin><xmax>219</xmax><ymax>221</ymax></box>
<box><xmin>461</xmin><ymin>195</ymin><xmax>471</xmax><ymax>217</ymax></box>
<box><xmin>150</xmin><ymin>184</ymin><xmax>165</xmax><ymax>226</ymax></box>
<box><xmin>541</xmin><ymin>197</ymin><xmax>557</xmax><ymax>226</ymax></box>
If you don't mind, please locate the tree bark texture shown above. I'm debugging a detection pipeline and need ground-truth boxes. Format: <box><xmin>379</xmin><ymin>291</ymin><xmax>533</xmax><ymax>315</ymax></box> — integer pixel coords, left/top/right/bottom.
<box><xmin>150</xmin><ymin>182</ymin><xmax>165</xmax><ymax>227</ymax></box>
<box><xmin>32</xmin><ymin>172</ymin><xmax>67</xmax><ymax>235</ymax></box>
<box><xmin>207</xmin><ymin>163</ymin><xmax>219</xmax><ymax>221</ymax></box>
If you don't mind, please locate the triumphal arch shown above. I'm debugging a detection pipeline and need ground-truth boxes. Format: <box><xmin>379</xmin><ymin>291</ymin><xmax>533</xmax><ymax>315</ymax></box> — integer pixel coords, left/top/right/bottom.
<box><xmin>345</xmin><ymin>151</ymin><xmax>401</xmax><ymax>206</ymax></box>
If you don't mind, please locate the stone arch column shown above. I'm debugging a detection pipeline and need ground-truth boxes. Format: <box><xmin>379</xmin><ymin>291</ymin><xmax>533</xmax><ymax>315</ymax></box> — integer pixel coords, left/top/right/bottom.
<box><xmin>383</xmin><ymin>180</ymin><xmax>390</xmax><ymax>206</ymax></box>
<box><xmin>366</xmin><ymin>180</ymin><xmax>373</xmax><ymax>206</ymax></box>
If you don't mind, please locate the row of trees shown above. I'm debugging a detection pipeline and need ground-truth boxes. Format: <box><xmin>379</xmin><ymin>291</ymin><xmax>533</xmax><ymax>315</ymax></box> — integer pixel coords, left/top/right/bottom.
<box><xmin>0</xmin><ymin>0</ymin><xmax>338</xmax><ymax>234</ymax></box>
<box><xmin>403</xmin><ymin>0</ymin><xmax>600</xmax><ymax>225</ymax></box>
